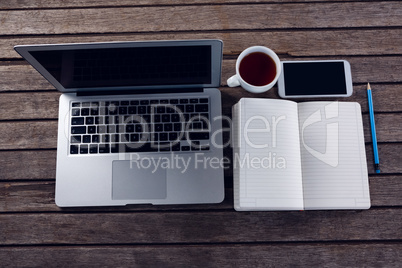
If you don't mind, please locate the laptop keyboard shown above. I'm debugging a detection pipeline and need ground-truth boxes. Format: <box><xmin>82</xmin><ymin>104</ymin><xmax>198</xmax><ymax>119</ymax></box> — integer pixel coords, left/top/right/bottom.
<box><xmin>69</xmin><ymin>97</ymin><xmax>211</xmax><ymax>154</ymax></box>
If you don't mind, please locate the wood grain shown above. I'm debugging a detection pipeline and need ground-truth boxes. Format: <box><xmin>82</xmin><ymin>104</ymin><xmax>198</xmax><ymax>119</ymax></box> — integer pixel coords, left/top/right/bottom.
<box><xmin>2</xmin><ymin>56</ymin><xmax>401</xmax><ymax>93</ymax></box>
<box><xmin>0</xmin><ymin>0</ymin><xmax>371</xmax><ymax>10</ymax></box>
<box><xmin>0</xmin><ymin>84</ymin><xmax>400</xmax><ymax>122</ymax></box>
<box><xmin>0</xmin><ymin>143</ymin><xmax>400</xmax><ymax>181</ymax></box>
<box><xmin>0</xmin><ymin>2</ymin><xmax>401</xmax><ymax>36</ymax></box>
<box><xmin>1</xmin><ymin>175</ymin><xmax>400</xmax><ymax>212</ymax></box>
<box><xmin>3</xmin><ymin>29</ymin><xmax>402</xmax><ymax>59</ymax></box>
<box><xmin>0</xmin><ymin>150</ymin><xmax>56</xmax><ymax>180</ymax></box>
<box><xmin>1</xmin><ymin>209</ymin><xmax>401</xmax><ymax>245</ymax></box>
<box><xmin>0</xmin><ymin>0</ymin><xmax>401</xmax><ymax>266</ymax></box>
<box><xmin>1</xmin><ymin>243</ymin><xmax>401</xmax><ymax>267</ymax></box>
<box><xmin>0</xmin><ymin>113</ymin><xmax>400</xmax><ymax>151</ymax></box>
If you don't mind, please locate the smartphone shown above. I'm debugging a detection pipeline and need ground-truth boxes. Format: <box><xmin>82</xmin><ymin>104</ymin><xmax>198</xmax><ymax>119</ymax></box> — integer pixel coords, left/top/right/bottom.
<box><xmin>277</xmin><ymin>60</ymin><xmax>353</xmax><ymax>98</ymax></box>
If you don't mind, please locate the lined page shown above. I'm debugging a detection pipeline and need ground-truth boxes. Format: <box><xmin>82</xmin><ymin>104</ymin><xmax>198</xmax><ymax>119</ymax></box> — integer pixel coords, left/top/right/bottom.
<box><xmin>234</xmin><ymin>98</ymin><xmax>304</xmax><ymax>210</ymax></box>
<box><xmin>297</xmin><ymin>102</ymin><xmax>370</xmax><ymax>210</ymax></box>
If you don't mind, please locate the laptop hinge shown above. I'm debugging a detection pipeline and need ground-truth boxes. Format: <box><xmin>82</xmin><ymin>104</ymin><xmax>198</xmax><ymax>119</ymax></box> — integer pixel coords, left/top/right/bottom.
<box><xmin>76</xmin><ymin>88</ymin><xmax>204</xmax><ymax>97</ymax></box>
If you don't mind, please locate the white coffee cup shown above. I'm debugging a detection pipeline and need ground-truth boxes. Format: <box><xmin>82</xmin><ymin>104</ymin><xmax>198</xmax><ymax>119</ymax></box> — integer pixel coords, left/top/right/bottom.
<box><xmin>227</xmin><ymin>46</ymin><xmax>281</xmax><ymax>93</ymax></box>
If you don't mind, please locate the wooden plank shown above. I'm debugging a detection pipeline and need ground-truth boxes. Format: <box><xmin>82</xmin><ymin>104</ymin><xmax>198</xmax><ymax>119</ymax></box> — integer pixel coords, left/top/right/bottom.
<box><xmin>1</xmin><ymin>175</ymin><xmax>400</xmax><ymax>212</ymax></box>
<box><xmin>0</xmin><ymin>0</ymin><xmax>370</xmax><ymax>10</ymax></box>
<box><xmin>0</xmin><ymin>143</ymin><xmax>400</xmax><ymax>181</ymax></box>
<box><xmin>0</xmin><ymin>243</ymin><xmax>401</xmax><ymax>267</ymax></box>
<box><xmin>0</xmin><ymin>3</ymin><xmax>401</xmax><ymax>36</ymax></box>
<box><xmin>0</xmin><ymin>113</ymin><xmax>400</xmax><ymax>151</ymax></box>
<box><xmin>2</xmin><ymin>56</ymin><xmax>402</xmax><ymax>93</ymax></box>
<box><xmin>0</xmin><ymin>182</ymin><xmax>234</xmax><ymax>212</ymax></box>
<box><xmin>0</xmin><ymin>120</ymin><xmax>57</xmax><ymax>150</ymax></box>
<box><xmin>0</xmin><ymin>84</ymin><xmax>400</xmax><ymax>122</ymax></box>
<box><xmin>221</xmin><ymin>57</ymin><xmax>402</xmax><ymax>87</ymax></box>
<box><xmin>0</xmin><ymin>150</ymin><xmax>56</xmax><ymax>180</ymax></box>
<box><xmin>1</xmin><ymin>208</ymin><xmax>401</xmax><ymax>245</ymax></box>
<box><xmin>0</xmin><ymin>91</ymin><xmax>61</xmax><ymax>120</ymax></box>
<box><xmin>3</xmin><ymin>29</ymin><xmax>402</xmax><ymax>59</ymax></box>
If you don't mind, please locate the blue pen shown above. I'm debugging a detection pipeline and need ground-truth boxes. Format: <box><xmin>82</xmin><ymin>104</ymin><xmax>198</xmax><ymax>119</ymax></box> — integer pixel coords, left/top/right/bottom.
<box><xmin>367</xmin><ymin>83</ymin><xmax>380</xmax><ymax>173</ymax></box>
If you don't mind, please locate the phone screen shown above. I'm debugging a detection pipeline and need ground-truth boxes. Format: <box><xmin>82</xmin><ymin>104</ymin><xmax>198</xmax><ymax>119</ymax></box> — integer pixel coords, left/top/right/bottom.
<box><xmin>283</xmin><ymin>62</ymin><xmax>347</xmax><ymax>96</ymax></box>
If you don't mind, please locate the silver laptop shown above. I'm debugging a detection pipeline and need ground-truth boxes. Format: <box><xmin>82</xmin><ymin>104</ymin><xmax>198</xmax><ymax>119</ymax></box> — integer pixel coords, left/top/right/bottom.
<box><xmin>15</xmin><ymin>40</ymin><xmax>225</xmax><ymax>207</ymax></box>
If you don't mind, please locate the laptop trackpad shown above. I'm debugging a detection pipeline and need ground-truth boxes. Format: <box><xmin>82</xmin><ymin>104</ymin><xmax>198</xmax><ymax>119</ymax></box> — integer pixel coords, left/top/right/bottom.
<box><xmin>112</xmin><ymin>160</ymin><xmax>167</xmax><ymax>200</ymax></box>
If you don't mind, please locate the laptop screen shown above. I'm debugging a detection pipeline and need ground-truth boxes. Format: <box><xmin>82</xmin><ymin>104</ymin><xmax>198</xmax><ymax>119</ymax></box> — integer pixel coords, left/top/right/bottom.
<box><xmin>30</xmin><ymin>46</ymin><xmax>211</xmax><ymax>89</ymax></box>
<box><xmin>15</xmin><ymin>40</ymin><xmax>222</xmax><ymax>92</ymax></box>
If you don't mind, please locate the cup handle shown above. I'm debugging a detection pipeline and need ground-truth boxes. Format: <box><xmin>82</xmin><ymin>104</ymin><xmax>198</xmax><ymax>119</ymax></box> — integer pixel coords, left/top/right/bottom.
<box><xmin>227</xmin><ymin>75</ymin><xmax>240</xmax><ymax>87</ymax></box>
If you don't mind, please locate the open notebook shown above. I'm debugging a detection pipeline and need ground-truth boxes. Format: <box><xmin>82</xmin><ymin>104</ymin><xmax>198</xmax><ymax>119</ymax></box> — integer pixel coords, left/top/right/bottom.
<box><xmin>232</xmin><ymin>98</ymin><xmax>370</xmax><ymax>211</ymax></box>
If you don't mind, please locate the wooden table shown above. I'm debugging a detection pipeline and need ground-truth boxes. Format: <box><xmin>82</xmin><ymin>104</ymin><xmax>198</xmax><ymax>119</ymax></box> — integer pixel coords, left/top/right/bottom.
<box><xmin>1</xmin><ymin>1</ymin><xmax>401</xmax><ymax>266</ymax></box>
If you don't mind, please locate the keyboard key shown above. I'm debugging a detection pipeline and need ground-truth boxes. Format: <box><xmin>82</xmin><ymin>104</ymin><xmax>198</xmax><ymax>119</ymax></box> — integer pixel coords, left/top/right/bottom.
<box><xmin>199</xmin><ymin>98</ymin><xmax>208</xmax><ymax>103</ymax></box>
<box><xmin>180</xmin><ymin>99</ymin><xmax>188</xmax><ymax>104</ymax></box>
<box><xmin>201</xmin><ymin>145</ymin><xmax>210</xmax><ymax>151</ymax></box>
<box><xmin>154</xmin><ymin>124</ymin><xmax>163</xmax><ymax>132</ymax></box>
<box><xmin>111</xmin><ymin>143</ymin><xmax>120</xmax><ymax>153</ymax></box>
<box><xmin>85</xmin><ymin>117</ymin><xmax>94</xmax><ymax>125</ymax></box>
<box><xmin>189</xmin><ymin>132</ymin><xmax>210</xmax><ymax>140</ymax></box>
<box><xmin>88</xmin><ymin>126</ymin><xmax>97</xmax><ymax>134</ymax></box>
<box><xmin>72</xmin><ymin>102</ymin><xmax>80</xmax><ymax>107</ymax></box>
<box><xmin>72</xmin><ymin>109</ymin><xmax>80</xmax><ymax>116</ymax></box>
<box><xmin>90</xmin><ymin>108</ymin><xmax>99</xmax><ymax>115</ymax></box>
<box><xmin>164</xmin><ymin>123</ymin><xmax>173</xmax><ymax>132</ymax></box>
<box><xmin>169</xmin><ymin>132</ymin><xmax>178</xmax><ymax>141</ymax></box>
<box><xmin>89</xmin><ymin>144</ymin><xmax>98</xmax><ymax>154</ymax></box>
<box><xmin>111</xmin><ymin>134</ymin><xmax>120</xmax><ymax>143</ymax></box>
<box><xmin>92</xmin><ymin>135</ymin><xmax>100</xmax><ymax>143</ymax></box>
<box><xmin>128</xmin><ymin>106</ymin><xmax>137</xmax><ymax>114</ymax></box>
<box><xmin>130</xmin><ymin>133</ymin><xmax>140</xmax><ymax>142</ymax></box>
<box><xmin>173</xmin><ymin>123</ymin><xmax>182</xmax><ymax>132</ymax></box>
<box><xmin>156</xmin><ymin>106</ymin><xmax>165</xmax><ymax>114</ymax></box>
<box><xmin>71</xmin><ymin>135</ymin><xmax>81</xmax><ymax>143</ymax></box>
<box><xmin>81</xmin><ymin>108</ymin><xmax>90</xmax><ymax>116</ymax></box>
<box><xmin>153</xmin><ymin>114</ymin><xmax>161</xmax><ymax>123</ymax></box>
<box><xmin>159</xmin><ymin>142</ymin><xmax>171</xmax><ymax>151</ymax></box>
<box><xmin>121</xmin><ymin>101</ymin><xmax>129</xmax><ymax>105</ymax></box>
<box><xmin>200</xmin><ymin>113</ymin><xmax>209</xmax><ymax>120</ymax></box>
<box><xmin>190</xmin><ymin>98</ymin><xmax>198</xmax><ymax>103</ymax></box>
<box><xmin>140</xmin><ymin>100</ymin><xmax>149</xmax><ymax>105</ymax></box>
<box><xmin>126</xmin><ymin>124</ymin><xmax>135</xmax><ymax>133</ymax></box>
<box><xmin>101</xmin><ymin>134</ymin><xmax>110</xmax><ymax>143</ymax></box>
<box><xmin>71</xmin><ymin>126</ymin><xmax>86</xmax><ymax>134</ymax></box>
<box><xmin>181</xmin><ymin>145</ymin><xmax>190</xmax><ymax>151</ymax></box>
<box><xmin>70</xmin><ymin>145</ymin><xmax>79</xmax><ymax>154</ymax></box>
<box><xmin>119</xmin><ymin>107</ymin><xmax>128</xmax><ymax>114</ymax></box>
<box><xmin>195</xmin><ymin>104</ymin><xmax>208</xmax><ymax>112</ymax></box>
<box><xmin>138</xmin><ymin>106</ymin><xmax>147</xmax><ymax>114</ymax></box>
<box><xmin>99</xmin><ymin>107</ymin><xmax>108</xmax><ymax>115</ymax></box>
<box><xmin>176</xmin><ymin>105</ymin><xmax>185</xmax><ymax>113</ymax></box>
<box><xmin>108</xmin><ymin>106</ymin><xmax>118</xmax><ymax>115</ymax></box>
<box><xmin>99</xmin><ymin>144</ymin><xmax>110</xmax><ymax>153</ymax></box>
<box><xmin>171</xmin><ymin>114</ymin><xmax>181</xmax><ymax>122</ymax></box>
<box><xmin>107</xmin><ymin>125</ymin><xmax>116</xmax><ymax>133</ymax></box>
<box><xmin>162</xmin><ymin>114</ymin><xmax>170</xmax><ymax>122</ymax></box>
<box><xmin>80</xmin><ymin>145</ymin><xmax>89</xmax><ymax>154</ymax></box>
<box><xmin>82</xmin><ymin>135</ymin><xmax>91</xmax><ymax>143</ymax></box>
<box><xmin>124</xmin><ymin>142</ymin><xmax>158</xmax><ymax>153</ymax></box>
<box><xmin>97</xmin><ymin>125</ymin><xmax>107</xmax><ymax>134</ymax></box>
<box><xmin>72</xmin><ymin>117</ymin><xmax>84</xmax><ymax>125</ymax></box>
<box><xmin>171</xmin><ymin>143</ymin><xmax>181</xmax><ymax>151</ymax></box>
<box><xmin>185</xmin><ymin>105</ymin><xmax>194</xmax><ymax>113</ymax></box>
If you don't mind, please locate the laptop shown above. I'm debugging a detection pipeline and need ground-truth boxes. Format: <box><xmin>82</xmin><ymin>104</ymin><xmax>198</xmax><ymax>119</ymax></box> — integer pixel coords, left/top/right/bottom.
<box><xmin>15</xmin><ymin>40</ymin><xmax>225</xmax><ymax>207</ymax></box>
